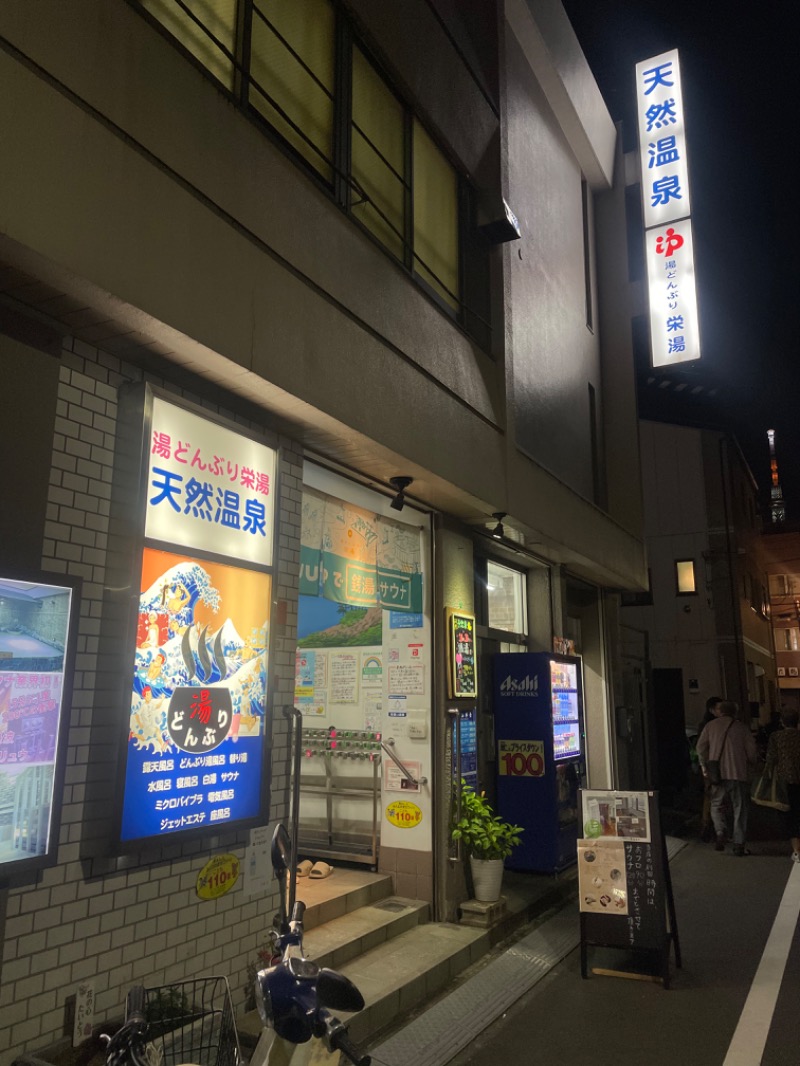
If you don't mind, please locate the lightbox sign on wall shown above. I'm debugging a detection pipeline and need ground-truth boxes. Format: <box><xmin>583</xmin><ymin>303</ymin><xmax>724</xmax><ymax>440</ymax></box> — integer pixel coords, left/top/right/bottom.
<box><xmin>118</xmin><ymin>392</ymin><xmax>276</xmax><ymax>846</ymax></box>
<box><xmin>0</xmin><ymin>571</ymin><xmax>80</xmax><ymax>879</ymax></box>
<box><xmin>147</xmin><ymin>396</ymin><xmax>275</xmax><ymax>566</ymax></box>
<box><xmin>645</xmin><ymin>220</ymin><xmax>700</xmax><ymax>369</ymax></box>
<box><xmin>636</xmin><ymin>49</ymin><xmax>701</xmax><ymax>366</ymax></box>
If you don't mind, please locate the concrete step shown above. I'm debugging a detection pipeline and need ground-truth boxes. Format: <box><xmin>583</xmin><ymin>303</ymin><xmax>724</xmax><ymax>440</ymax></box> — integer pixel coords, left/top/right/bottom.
<box><xmin>304</xmin><ymin>896</ymin><xmax>431</xmax><ymax>970</ymax></box>
<box><xmin>337</xmin><ymin>921</ymin><xmax>489</xmax><ymax>1046</ymax></box>
<box><xmin>237</xmin><ymin>906</ymin><xmax>482</xmax><ymax>1053</ymax></box>
<box><xmin>238</xmin><ymin>874</ymin><xmax>423</xmax><ymax>1050</ymax></box>
<box><xmin>295</xmin><ymin>868</ymin><xmax>394</xmax><ymax>932</ymax></box>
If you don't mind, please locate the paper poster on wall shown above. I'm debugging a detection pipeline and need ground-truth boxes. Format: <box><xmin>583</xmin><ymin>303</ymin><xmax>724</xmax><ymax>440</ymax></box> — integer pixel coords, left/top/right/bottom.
<box><xmin>120</xmin><ymin>547</ymin><xmax>270</xmax><ymax>842</ymax></box>
<box><xmin>295</xmin><ymin>650</ymin><xmax>315</xmax><ymax>692</ymax></box>
<box><xmin>390</xmin><ymin>612</ymin><xmax>423</xmax><ymax>629</ymax></box>
<box><xmin>578</xmin><ymin>838</ymin><xmax>628</xmax><ymax>914</ymax></box>
<box><xmin>361</xmin><ymin>653</ymin><xmax>383</xmax><ymax>689</ymax></box>
<box><xmin>384</xmin><ymin>760</ymin><xmax>421</xmax><ymax>793</ymax></box>
<box><xmin>388</xmin><ymin>663</ymin><xmax>425</xmax><ymax>696</ymax></box>
<box><xmin>314</xmin><ymin>652</ymin><xmax>328</xmax><ymax>689</ymax></box>
<box><xmin>244</xmin><ymin>824</ymin><xmax>272</xmax><ymax>897</ymax></box>
<box><xmin>330</xmin><ymin>653</ymin><xmax>359</xmax><ymax>703</ymax></box>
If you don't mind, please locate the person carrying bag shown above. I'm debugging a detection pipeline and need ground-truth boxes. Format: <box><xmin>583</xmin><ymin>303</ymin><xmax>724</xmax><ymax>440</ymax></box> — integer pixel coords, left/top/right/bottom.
<box><xmin>697</xmin><ymin>701</ymin><xmax>757</xmax><ymax>856</ymax></box>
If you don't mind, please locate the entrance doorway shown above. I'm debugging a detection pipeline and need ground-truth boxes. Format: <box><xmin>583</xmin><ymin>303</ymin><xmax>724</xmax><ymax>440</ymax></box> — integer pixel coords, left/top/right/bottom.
<box><xmin>651</xmin><ymin>667</ymin><xmax>689</xmax><ymax>802</ymax></box>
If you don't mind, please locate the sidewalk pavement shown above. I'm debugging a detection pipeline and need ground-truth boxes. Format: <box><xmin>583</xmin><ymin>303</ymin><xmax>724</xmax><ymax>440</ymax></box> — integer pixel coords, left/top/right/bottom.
<box><xmin>369</xmin><ymin>830</ymin><xmax>800</xmax><ymax>1066</ymax></box>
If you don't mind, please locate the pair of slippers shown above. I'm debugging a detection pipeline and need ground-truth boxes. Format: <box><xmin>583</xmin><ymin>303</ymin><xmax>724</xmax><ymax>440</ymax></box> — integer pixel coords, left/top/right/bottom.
<box><xmin>297</xmin><ymin>859</ymin><xmax>333</xmax><ymax>879</ymax></box>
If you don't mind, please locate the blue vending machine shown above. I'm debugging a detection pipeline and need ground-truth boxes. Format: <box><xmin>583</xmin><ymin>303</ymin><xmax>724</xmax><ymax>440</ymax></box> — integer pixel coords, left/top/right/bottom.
<box><xmin>493</xmin><ymin>652</ymin><xmax>585</xmax><ymax>873</ymax></box>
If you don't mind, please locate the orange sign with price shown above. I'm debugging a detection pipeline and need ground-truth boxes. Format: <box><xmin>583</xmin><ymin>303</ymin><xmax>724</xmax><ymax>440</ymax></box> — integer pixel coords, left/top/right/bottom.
<box><xmin>497</xmin><ymin>739</ymin><xmax>545</xmax><ymax>778</ymax></box>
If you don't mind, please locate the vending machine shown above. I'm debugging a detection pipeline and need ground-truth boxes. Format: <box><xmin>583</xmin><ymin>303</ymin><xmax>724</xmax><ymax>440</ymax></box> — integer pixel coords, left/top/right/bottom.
<box><xmin>493</xmin><ymin>652</ymin><xmax>585</xmax><ymax>873</ymax></box>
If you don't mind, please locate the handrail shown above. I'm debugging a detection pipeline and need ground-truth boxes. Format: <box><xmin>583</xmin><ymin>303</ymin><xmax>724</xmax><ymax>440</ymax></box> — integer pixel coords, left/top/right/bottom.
<box><xmin>284</xmin><ymin>706</ymin><xmax>304</xmax><ymax>917</ymax></box>
<box><xmin>380</xmin><ymin>739</ymin><xmax>428</xmax><ymax>787</ymax></box>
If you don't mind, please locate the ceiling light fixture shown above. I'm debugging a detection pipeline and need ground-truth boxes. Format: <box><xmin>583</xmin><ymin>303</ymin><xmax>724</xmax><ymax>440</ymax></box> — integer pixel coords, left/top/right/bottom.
<box><xmin>389</xmin><ymin>476</ymin><xmax>413</xmax><ymax>512</ymax></box>
<box><xmin>491</xmin><ymin>512</ymin><xmax>506</xmax><ymax>539</ymax></box>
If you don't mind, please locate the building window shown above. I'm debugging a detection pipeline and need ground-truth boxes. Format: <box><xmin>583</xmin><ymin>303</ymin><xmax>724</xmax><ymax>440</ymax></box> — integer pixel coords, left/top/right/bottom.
<box><xmin>141</xmin><ymin>0</ymin><xmax>237</xmax><ymax>89</ymax></box>
<box><xmin>250</xmin><ymin>0</ymin><xmax>336</xmax><ymax>180</ymax></box>
<box><xmin>782</xmin><ymin>629</ymin><xmax>799</xmax><ymax>652</ymax></box>
<box><xmin>486</xmin><ymin>560</ymin><xmax>527</xmax><ymax>635</ymax></box>
<box><xmin>351</xmin><ymin>45</ymin><xmax>406</xmax><ymax>260</ymax></box>
<box><xmin>770</xmin><ymin>574</ymin><xmax>791</xmax><ymax>597</ymax></box>
<box><xmin>413</xmin><ymin>119</ymin><xmax>459</xmax><ymax>311</ymax></box>
<box><xmin>675</xmin><ymin>559</ymin><xmax>696</xmax><ymax>595</ymax></box>
<box><xmin>135</xmin><ymin>0</ymin><xmax>488</xmax><ymax>341</ymax></box>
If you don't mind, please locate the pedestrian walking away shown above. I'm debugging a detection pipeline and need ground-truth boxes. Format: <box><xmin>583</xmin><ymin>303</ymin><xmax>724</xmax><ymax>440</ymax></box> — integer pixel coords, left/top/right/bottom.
<box><xmin>696</xmin><ymin>695</ymin><xmax>723</xmax><ymax>841</ymax></box>
<box><xmin>765</xmin><ymin>707</ymin><xmax>800</xmax><ymax>862</ymax></box>
<box><xmin>697</xmin><ymin>700</ymin><xmax>757</xmax><ymax>855</ymax></box>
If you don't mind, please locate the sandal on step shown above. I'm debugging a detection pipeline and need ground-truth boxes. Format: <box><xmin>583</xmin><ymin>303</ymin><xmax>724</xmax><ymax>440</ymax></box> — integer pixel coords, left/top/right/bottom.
<box><xmin>309</xmin><ymin>861</ymin><xmax>333</xmax><ymax>879</ymax></box>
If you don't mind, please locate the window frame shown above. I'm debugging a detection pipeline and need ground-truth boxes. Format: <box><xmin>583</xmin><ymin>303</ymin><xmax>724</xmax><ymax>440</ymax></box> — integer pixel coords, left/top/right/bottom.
<box><xmin>474</xmin><ymin>555</ymin><xmax>529</xmax><ymax>643</ymax></box>
<box><xmin>131</xmin><ymin>0</ymin><xmax>492</xmax><ymax>347</ymax></box>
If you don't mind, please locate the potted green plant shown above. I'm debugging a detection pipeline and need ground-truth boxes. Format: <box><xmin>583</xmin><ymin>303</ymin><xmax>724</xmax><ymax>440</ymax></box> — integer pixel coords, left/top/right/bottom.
<box><xmin>451</xmin><ymin>780</ymin><xmax>523</xmax><ymax>902</ymax></box>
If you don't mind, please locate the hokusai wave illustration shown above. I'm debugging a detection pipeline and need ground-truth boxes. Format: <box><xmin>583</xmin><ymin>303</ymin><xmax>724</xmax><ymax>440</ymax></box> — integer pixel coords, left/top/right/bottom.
<box><xmin>131</xmin><ymin>561</ymin><xmax>267</xmax><ymax>754</ymax></box>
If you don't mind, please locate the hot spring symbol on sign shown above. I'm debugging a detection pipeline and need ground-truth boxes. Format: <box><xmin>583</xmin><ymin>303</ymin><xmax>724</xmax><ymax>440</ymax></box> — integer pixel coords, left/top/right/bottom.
<box><xmin>130</xmin><ymin>560</ymin><xmax>268</xmax><ymax>755</ymax></box>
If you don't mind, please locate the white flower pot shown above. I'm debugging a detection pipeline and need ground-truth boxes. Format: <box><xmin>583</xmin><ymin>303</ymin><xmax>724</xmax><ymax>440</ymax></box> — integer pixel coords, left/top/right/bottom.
<box><xmin>469</xmin><ymin>856</ymin><xmax>504</xmax><ymax>902</ymax></box>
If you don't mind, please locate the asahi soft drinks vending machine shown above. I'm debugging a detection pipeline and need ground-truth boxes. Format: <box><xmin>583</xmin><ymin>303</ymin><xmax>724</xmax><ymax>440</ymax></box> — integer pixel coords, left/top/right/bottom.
<box><xmin>493</xmin><ymin>652</ymin><xmax>585</xmax><ymax>872</ymax></box>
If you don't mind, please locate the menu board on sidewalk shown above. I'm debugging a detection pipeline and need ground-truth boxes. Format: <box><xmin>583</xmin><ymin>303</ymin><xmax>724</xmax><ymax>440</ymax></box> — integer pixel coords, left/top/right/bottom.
<box><xmin>578</xmin><ymin>790</ymin><xmax>680</xmax><ymax>986</ymax></box>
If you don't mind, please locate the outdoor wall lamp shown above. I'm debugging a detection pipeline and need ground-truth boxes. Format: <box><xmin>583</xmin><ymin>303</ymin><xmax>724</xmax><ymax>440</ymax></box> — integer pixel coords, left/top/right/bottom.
<box><xmin>491</xmin><ymin>512</ymin><xmax>506</xmax><ymax>539</ymax></box>
<box><xmin>389</xmin><ymin>476</ymin><xmax>413</xmax><ymax>511</ymax></box>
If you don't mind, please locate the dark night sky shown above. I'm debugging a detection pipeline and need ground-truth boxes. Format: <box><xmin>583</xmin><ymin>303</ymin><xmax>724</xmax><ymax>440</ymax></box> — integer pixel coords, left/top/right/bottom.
<box><xmin>561</xmin><ymin>0</ymin><xmax>800</xmax><ymax>518</ymax></box>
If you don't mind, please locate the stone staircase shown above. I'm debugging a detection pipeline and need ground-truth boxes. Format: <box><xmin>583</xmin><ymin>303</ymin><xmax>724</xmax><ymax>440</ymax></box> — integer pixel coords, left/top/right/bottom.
<box><xmin>237</xmin><ymin>867</ymin><xmax>490</xmax><ymax>1051</ymax></box>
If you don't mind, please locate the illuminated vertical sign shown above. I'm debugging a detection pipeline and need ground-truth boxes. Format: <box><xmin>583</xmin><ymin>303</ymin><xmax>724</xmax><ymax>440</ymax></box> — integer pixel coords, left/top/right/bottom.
<box><xmin>636</xmin><ymin>49</ymin><xmax>700</xmax><ymax>366</ymax></box>
<box><xmin>118</xmin><ymin>393</ymin><xmax>277</xmax><ymax>845</ymax></box>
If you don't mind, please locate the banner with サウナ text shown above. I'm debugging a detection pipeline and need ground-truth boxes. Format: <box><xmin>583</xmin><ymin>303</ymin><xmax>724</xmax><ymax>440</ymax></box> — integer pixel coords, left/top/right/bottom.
<box><xmin>299</xmin><ymin>487</ymin><xmax>422</xmax><ymax>612</ymax></box>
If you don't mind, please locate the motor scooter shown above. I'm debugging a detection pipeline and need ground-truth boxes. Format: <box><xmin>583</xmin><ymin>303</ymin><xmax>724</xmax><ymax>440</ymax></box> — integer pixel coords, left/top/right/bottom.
<box><xmin>103</xmin><ymin>709</ymin><xmax>368</xmax><ymax>1066</ymax></box>
<box><xmin>249</xmin><ymin>708</ymin><xmax>369</xmax><ymax>1066</ymax></box>
<box><xmin>250</xmin><ymin>823</ymin><xmax>371</xmax><ymax>1066</ymax></box>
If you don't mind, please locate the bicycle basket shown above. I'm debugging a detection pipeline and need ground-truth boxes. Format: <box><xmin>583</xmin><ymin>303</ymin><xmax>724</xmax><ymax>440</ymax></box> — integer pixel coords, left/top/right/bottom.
<box><xmin>144</xmin><ymin>977</ymin><xmax>241</xmax><ymax>1066</ymax></box>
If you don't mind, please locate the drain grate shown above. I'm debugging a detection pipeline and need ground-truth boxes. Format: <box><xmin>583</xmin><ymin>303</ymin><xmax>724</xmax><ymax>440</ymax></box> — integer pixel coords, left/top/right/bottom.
<box><xmin>373</xmin><ymin>899</ymin><xmax>410</xmax><ymax>912</ymax></box>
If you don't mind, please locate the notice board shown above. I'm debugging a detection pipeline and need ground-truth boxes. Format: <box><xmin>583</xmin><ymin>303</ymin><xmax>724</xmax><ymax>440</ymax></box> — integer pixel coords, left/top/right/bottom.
<box><xmin>577</xmin><ymin>790</ymin><xmax>680</xmax><ymax>986</ymax></box>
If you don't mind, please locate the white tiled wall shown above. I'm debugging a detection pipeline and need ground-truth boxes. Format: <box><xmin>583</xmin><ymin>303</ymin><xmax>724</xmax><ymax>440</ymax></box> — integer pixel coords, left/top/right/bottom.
<box><xmin>0</xmin><ymin>337</ymin><xmax>300</xmax><ymax>1065</ymax></box>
